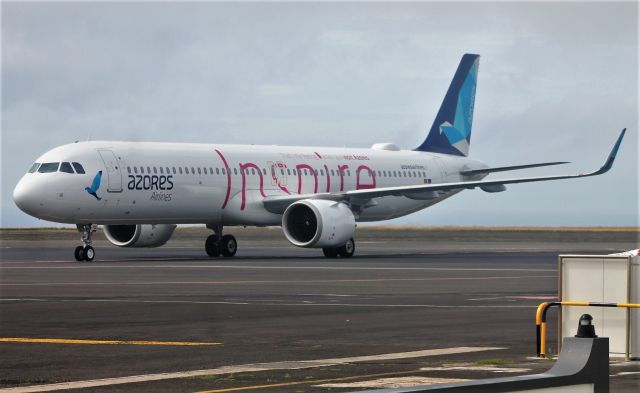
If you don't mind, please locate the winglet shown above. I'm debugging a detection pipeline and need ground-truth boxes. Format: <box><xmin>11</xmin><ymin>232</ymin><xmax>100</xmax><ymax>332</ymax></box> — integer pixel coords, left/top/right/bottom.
<box><xmin>592</xmin><ymin>128</ymin><xmax>626</xmax><ymax>175</ymax></box>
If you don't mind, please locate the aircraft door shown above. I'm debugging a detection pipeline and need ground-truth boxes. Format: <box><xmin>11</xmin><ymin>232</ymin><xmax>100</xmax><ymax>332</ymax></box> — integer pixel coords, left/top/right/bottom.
<box><xmin>431</xmin><ymin>157</ymin><xmax>447</xmax><ymax>182</ymax></box>
<box><xmin>97</xmin><ymin>149</ymin><xmax>123</xmax><ymax>192</ymax></box>
<box><xmin>268</xmin><ymin>161</ymin><xmax>287</xmax><ymax>188</ymax></box>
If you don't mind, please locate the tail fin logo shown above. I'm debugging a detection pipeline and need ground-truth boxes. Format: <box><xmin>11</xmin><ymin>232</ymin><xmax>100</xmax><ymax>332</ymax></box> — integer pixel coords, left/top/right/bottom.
<box><xmin>438</xmin><ymin>62</ymin><xmax>477</xmax><ymax>155</ymax></box>
<box><xmin>85</xmin><ymin>171</ymin><xmax>102</xmax><ymax>201</ymax></box>
<box><xmin>415</xmin><ymin>54</ymin><xmax>479</xmax><ymax>156</ymax></box>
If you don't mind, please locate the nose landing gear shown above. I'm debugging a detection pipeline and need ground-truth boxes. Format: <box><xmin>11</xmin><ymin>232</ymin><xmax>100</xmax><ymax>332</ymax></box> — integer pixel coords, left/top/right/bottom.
<box><xmin>74</xmin><ymin>224</ymin><xmax>97</xmax><ymax>262</ymax></box>
<box><xmin>205</xmin><ymin>225</ymin><xmax>237</xmax><ymax>258</ymax></box>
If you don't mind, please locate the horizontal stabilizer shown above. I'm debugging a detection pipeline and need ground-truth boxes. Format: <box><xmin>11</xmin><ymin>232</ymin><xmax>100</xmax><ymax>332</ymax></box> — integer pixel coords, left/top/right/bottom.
<box><xmin>460</xmin><ymin>162</ymin><xmax>569</xmax><ymax>176</ymax></box>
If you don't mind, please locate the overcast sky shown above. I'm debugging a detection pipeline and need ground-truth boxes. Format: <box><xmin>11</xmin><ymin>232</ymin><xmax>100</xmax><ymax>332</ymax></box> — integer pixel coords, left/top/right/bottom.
<box><xmin>2</xmin><ymin>1</ymin><xmax>638</xmax><ymax>227</ymax></box>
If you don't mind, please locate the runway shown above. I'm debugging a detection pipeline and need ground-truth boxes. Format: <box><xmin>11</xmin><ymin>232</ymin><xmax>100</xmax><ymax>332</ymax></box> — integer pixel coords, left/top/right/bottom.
<box><xmin>1</xmin><ymin>227</ymin><xmax>638</xmax><ymax>392</ymax></box>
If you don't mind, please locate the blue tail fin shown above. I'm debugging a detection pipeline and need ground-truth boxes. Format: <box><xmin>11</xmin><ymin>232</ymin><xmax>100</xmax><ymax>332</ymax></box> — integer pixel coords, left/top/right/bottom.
<box><xmin>415</xmin><ymin>54</ymin><xmax>480</xmax><ymax>156</ymax></box>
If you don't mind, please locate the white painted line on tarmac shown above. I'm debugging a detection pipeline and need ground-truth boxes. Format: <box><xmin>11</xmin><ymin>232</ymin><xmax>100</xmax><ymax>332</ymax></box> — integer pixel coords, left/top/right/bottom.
<box><xmin>420</xmin><ymin>366</ymin><xmax>531</xmax><ymax>373</ymax></box>
<box><xmin>0</xmin><ymin>298</ymin><xmax>538</xmax><ymax>308</ymax></box>
<box><xmin>0</xmin><ymin>346</ymin><xmax>504</xmax><ymax>393</ymax></box>
<box><xmin>317</xmin><ymin>376</ymin><xmax>469</xmax><ymax>388</ymax></box>
<box><xmin>0</xmin><ymin>275</ymin><xmax>556</xmax><ymax>286</ymax></box>
<box><xmin>4</xmin><ymin>264</ymin><xmax>556</xmax><ymax>272</ymax></box>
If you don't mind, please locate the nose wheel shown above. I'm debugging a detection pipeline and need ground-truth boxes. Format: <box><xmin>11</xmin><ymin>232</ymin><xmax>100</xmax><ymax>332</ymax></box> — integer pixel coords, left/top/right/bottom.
<box><xmin>205</xmin><ymin>225</ymin><xmax>237</xmax><ymax>258</ymax></box>
<box><xmin>74</xmin><ymin>224</ymin><xmax>97</xmax><ymax>262</ymax></box>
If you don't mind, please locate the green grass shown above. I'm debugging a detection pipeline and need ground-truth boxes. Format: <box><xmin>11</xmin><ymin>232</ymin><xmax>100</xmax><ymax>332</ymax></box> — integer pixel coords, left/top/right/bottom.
<box><xmin>476</xmin><ymin>358</ymin><xmax>513</xmax><ymax>366</ymax></box>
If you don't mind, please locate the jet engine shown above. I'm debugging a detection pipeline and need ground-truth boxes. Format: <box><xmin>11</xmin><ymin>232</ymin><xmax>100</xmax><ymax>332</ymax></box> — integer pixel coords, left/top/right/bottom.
<box><xmin>103</xmin><ymin>224</ymin><xmax>177</xmax><ymax>247</ymax></box>
<box><xmin>282</xmin><ymin>199</ymin><xmax>355</xmax><ymax>248</ymax></box>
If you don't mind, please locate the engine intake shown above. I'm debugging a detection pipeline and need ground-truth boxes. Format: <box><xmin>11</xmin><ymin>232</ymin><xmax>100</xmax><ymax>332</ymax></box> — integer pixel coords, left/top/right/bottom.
<box><xmin>282</xmin><ymin>199</ymin><xmax>355</xmax><ymax>248</ymax></box>
<box><xmin>103</xmin><ymin>224</ymin><xmax>177</xmax><ymax>248</ymax></box>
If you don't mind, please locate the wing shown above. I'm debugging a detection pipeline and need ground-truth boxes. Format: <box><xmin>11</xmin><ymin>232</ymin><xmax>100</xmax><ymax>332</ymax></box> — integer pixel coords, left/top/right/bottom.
<box><xmin>263</xmin><ymin>129</ymin><xmax>626</xmax><ymax>215</ymax></box>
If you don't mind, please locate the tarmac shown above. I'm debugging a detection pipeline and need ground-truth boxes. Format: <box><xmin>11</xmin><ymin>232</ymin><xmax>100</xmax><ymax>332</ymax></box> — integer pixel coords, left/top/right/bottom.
<box><xmin>0</xmin><ymin>227</ymin><xmax>638</xmax><ymax>392</ymax></box>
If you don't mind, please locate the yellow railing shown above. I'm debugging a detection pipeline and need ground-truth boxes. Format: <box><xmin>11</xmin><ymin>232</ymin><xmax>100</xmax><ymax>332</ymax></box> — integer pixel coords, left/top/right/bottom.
<box><xmin>535</xmin><ymin>301</ymin><xmax>640</xmax><ymax>358</ymax></box>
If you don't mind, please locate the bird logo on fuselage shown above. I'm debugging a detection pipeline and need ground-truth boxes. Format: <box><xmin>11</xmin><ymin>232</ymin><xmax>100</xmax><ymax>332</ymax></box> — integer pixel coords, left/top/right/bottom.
<box><xmin>85</xmin><ymin>171</ymin><xmax>102</xmax><ymax>201</ymax></box>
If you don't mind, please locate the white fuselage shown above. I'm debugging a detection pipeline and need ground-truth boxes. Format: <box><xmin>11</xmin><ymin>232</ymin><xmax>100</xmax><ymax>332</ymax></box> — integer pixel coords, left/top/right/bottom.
<box><xmin>13</xmin><ymin>141</ymin><xmax>488</xmax><ymax>225</ymax></box>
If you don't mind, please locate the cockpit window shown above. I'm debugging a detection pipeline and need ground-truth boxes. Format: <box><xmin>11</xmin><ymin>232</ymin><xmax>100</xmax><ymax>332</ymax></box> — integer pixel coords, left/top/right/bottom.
<box><xmin>72</xmin><ymin>162</ymin><xmax>85</xmax><ymax>174</ymax></box>
<box><xmin>60</xmin><ymin>162</ymin><xmax>75</xmax><ymax>174</ymax></box>
<box><xmin>38</xmin><ymin>162</ymin><xmax>60</xmax><ymax>173</ymax></box>
<box><xmin>28</xmin><ymin>163</ymin><xmax>40</xmax><ymax>173</ymax></box>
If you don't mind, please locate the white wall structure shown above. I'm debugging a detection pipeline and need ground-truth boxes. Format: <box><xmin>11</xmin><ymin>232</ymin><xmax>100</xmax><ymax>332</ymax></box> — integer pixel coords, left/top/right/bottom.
<box><xmin>559</xmin><ymin>254</ymin><xmax>639</xmax><ymax>359</ymax></box>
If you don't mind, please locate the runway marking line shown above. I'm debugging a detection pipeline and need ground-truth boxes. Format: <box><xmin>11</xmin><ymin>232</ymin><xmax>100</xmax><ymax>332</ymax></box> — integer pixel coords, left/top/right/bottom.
<box><xmin>0</xmin><ymin>338</ymin><xmax>221</xmax><ymax>346</ymax></box>
<box><xmin>193</xmin><ymin>370</ymin><xmax>453</xmax><ymax>393</ymax></box>
<box><xmin>1</xmin><ymin>275</ymin><xmax>557</xmax><ymax>286</ymax></box>
<box><xmin>0</xmin><ymin>346</ymin><xmax>503</xmax><ymax>393</ymax></box>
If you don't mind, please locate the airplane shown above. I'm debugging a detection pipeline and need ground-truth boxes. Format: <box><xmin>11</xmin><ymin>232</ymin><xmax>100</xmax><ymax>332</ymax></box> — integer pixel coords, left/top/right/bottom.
<box><xmin>12</xmin><ymin>54</ymin><xmax>627</xmax><ymax>262</ymax></box>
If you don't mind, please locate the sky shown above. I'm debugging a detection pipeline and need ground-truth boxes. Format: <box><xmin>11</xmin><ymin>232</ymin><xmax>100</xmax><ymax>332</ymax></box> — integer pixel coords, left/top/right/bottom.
<box><xmin>1</xmin><ymin>1</ymin><xmax>638</xmax><ymax>227</ymax></box>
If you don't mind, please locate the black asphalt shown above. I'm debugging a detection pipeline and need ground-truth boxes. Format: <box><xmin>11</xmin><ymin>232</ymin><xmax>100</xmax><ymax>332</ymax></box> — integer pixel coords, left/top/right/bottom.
<box><xmin>0</xmin><ymin>228</ymin><xmax>638</xmax><ymax>392</ymax></box>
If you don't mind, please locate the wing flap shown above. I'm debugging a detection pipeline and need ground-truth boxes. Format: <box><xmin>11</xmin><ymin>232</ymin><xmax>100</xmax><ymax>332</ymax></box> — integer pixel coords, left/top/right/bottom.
<box><xmin>460</xmin><ymin>161</ymin><xmax>569</xmax><ymax>176</ymax></box>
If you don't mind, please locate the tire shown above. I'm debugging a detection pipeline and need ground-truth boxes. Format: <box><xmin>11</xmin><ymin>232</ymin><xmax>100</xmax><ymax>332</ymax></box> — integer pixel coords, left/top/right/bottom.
<box><xmin>337</xmin><ymin>238</ymin><xmax>355</xmax><ymax>258</ymax></box>
<box><xmin>83</xmin><ymin>246</ymin><xmax>95</xmax><ymax>262</ymax></box>
<box><xmin>322</xmin><ymin>247</ymin><xmax>339</xmax><ymax>258</ymax></box>
<box><xmin>74</xmin><ymin>246</ymin><xmax>84</xmax><ymax>262</ymax></box>
<box><xmin>205</xmin><ymin>235</ymin><xmax>220</xmax><ymax>257</ymax></box>
<box><xmin>220</xmin><ymin>234</ymin><xmax>237</xmax><ymax>257</ymax></box>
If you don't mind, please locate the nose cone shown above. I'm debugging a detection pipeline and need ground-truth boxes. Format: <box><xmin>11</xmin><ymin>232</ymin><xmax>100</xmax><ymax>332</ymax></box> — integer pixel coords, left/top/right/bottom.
<box><xmin>13</xmin><ymin>177</ymin><xmax>40</xmax><ymax>217</ymax></box>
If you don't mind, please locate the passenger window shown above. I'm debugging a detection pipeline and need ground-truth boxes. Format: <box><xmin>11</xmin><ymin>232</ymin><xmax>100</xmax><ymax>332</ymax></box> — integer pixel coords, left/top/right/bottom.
<box><xmin>233</xmin><ymin>168</ymin><xmax>238</xmax><ymax>175</ymax></box>
<box><xmin>281</xmin><ymin>169</ymin><xmax>285</xmax><ymax>175</ymax></box>
<box><xmin>203</xmin><ymin>168</ymin><xmax>207</xmax><ymax>175</ymax></box>
<box><xmin>160</xmin><ymin>167</ymin><xmax>164</xmax><ymax>174</ymax></box>
<box><xmin>38</xmin><ymin>162</ymin><xmax>60</xmax><ymax>173</ymax></box>
<box><xmin>72</xmin><ymin>162</ymin><xmax>85</xmax><ymax>174</ymax></box>
<box><xmin>140</xmin><ymin>167</ymin><xmax>145</xmax><ymax>174</ymax></box>
<box><xmin>221</xmin><ymin>168</ymin><xmax>225</xmax><ymax>175</ymax></box>
<box><xmin>60</xmin><ymin>162</ymin><xmax>74</xmax><ymax>173</ymax></box>
<box><xmin>347</xmin><ymin>170</ymin><xmax>351</xmax><ymax>176</ymax></box>
<box><xmin>210</xmin><ymin>168</ymin><xmax>214</xmax><ymax>175</ymax></box>
<box><xmin>331</xmin><ymin>170</ymin><xmax>335</xmax><ymax>176</ymax></box>
<box><xmin>28</xmin><ymin>163</ymin><xmax>40</xmax><ymax>173</ymax></box>
<box><xmin>198</xmin><ymin>167</ymin><xmax>202</xmax><ymax>175</ymax></box>
<box><xmin>320</xmin><ymin>169</ymin><xmax>324</xmax><ymax>176</ymax></box>
<box><xmin>191</xmin><ymin>167</ymin><xmax>195</xmax><ymax>174</ymax></box>
<box><xmin>184</xmin><ymin>167</ymin><xmax>188</xmax><ymax>174</ymax></box>
<box><xmin>147</xmin><ymin>166</ymin><xmax>151</xmax><ymax>174</ymax></box>
<box><xmin>262</xmin><ymin>168</ymin><xmax>267</xmax><ymax>175</ymax></box>
<box><xmin>216</xmin><ymin>168</ymin><xmax>220</xmax><ymax>175</ymax></box>
<box><xmin>179</xmin><ymin>167</ymin><xmax>183</xmax><ymax>174</ymax></box>
<box><xmin>152</xmin><ymin>167</ymin><xmax>157</xmax><ymax>174</ymax></box>
<box><xmin>134</xmin><ymin>166</ymin><xmax>138</xmax><ymax>174</ymax></box>
<box><xmin>286</xmin><ymin>169</ymin><xmax>290</xmax><ymax>175</ymax></box>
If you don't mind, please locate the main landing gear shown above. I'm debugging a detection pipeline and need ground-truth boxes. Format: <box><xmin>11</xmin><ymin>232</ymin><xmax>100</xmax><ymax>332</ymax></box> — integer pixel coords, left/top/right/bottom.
<box><xmin>322</xmin><ymin>238</ymin><xmax>355</xmax><ymax>258</ymax></box>
<box><xmin>205</xmin><ymin>224</ymin><xmax>237</xmax><ymax>258</ymax></box>
<box><xmin>74</xmin><ymin>224</ymin><xmax>97</xmax><ymax>262</ymax></box>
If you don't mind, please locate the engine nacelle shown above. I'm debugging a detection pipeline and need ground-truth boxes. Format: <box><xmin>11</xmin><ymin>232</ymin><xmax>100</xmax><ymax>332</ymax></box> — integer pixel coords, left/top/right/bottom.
<box><xmin>282</xmin><ymin>199</ymin><xmax>355</xmax><ymax>248</ymax></box>
<box><xmin>103</xmin><ymin>224</ymin><xmax>177</xmax><ymax>248</ymax></box>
